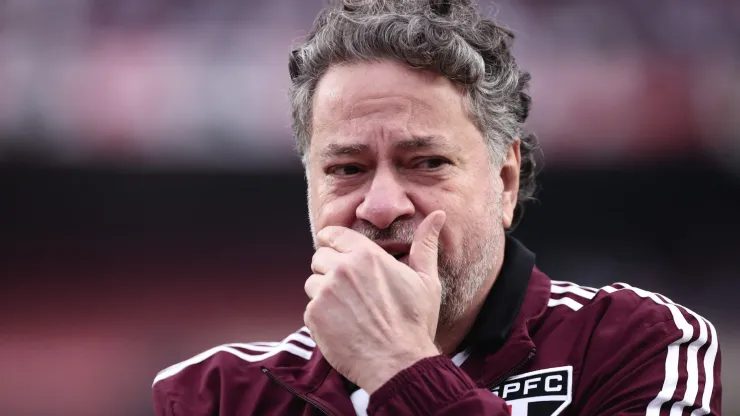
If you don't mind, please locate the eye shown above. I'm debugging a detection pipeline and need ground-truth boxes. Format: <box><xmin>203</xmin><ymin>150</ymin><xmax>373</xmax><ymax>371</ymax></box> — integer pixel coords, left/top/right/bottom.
<box><xmin>414</xmin><ymin>157</ymin><xmax>450</xmax><ymax>170</ymax></box>
<box><xmin>327</xmin><ymin>165</ymin><xmax>364</xmax><ymax>177</ymax></box>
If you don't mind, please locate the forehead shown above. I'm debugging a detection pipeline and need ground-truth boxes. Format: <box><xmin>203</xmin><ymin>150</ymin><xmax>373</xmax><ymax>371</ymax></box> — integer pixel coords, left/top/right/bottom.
<box><xmin>311</xmin><ymin>60</ymin><xmax>471</xmax><ymax>146</ymax></box>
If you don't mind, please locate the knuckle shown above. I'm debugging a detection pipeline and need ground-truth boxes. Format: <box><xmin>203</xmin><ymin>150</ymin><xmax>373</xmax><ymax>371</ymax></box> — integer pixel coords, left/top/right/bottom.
<box><xmin>355</xmin><ymin>248</ymin><xmax>375</xmax><ymax>264</ymax></box>
<box><xmin>311</xmin><ymin>248</ymin><xmax>325</xmax><ymax>267</ymax></box>
<box><xmin>323</xmin><ymin>276</ymin><xmax>344</xmax><ymax>298</ymax></box>
<box><xmin>318</xmin><ymin>226</ymin><xmax>342</xmax><ymax>245</ymax></box>
<box><xmin>322</xmin><ymin>281</ymin><xmax>337</xmax><ymax>297</ymax></box>
<box><xmin>304</xmin><ymin>273</ymin><xmax>324</xmax><ymax>299</ymax></box>
<box><xmin>316</xmin><ymin>246</ymin><xmax>329</xmax><ymax>257</ymax></box>
<box><xmin>333</xmin><ymin>262</ymin><xmax>351</xmax><ymax>276</ymax></box>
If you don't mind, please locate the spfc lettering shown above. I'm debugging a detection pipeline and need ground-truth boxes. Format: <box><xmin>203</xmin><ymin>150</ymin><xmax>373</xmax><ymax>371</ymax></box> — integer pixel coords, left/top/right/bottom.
<box><xmin>491</xmin><ymin>366</ymin><xmax>572</xmax><ymax>416</ymax></box>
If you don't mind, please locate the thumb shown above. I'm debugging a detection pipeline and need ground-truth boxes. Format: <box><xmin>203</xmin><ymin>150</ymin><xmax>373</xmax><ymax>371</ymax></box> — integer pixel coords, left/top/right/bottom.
<box><xmin>409</xmin><ymin>210</ymin><xmax>446</xmax><ymax>280</ymax></box>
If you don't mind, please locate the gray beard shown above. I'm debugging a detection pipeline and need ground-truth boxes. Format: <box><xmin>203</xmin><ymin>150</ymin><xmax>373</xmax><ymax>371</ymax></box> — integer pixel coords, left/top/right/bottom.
<box><xmin>436</xmin><ymin>235</ymin><xmax>498</xmax><ymax>329</ymax></box>
<box><xmin>352</xmin><ymin>216</ymin><xmax>499</xmax><ymax>329</ymax></box>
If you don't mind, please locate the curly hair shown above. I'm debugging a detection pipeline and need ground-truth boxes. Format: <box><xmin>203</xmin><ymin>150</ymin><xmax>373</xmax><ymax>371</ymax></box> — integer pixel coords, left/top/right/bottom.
<box><xmin>289</xmin><ymin>0</ymin><xmax>539</xmax><ymax>229</ymax></box>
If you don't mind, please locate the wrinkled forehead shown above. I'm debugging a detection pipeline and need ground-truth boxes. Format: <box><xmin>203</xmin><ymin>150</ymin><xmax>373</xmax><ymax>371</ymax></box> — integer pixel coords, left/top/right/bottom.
<box><xmin>311</xmin><ymin>61</ymin><xmax>468</xmax><ymax>138</ymax></box>
<box><xmin>314</xmin><ymin>98</ymin><xmax>424</xmax><ymax>141</ymax></box>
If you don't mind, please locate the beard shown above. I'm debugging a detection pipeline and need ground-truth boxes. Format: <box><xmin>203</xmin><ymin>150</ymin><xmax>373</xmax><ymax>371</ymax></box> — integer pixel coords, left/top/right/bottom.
<box><xmin>350</xmin><ymin>203</ymin><xmax>502</xmax><ymax>330</ymax></box>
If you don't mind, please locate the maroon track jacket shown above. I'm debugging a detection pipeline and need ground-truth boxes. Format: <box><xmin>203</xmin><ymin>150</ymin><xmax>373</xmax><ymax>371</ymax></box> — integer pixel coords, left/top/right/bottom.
<box><xmin>152</xmin><ymin>238</ymin><xmax>722</xmax><ymax>415</ymax></box>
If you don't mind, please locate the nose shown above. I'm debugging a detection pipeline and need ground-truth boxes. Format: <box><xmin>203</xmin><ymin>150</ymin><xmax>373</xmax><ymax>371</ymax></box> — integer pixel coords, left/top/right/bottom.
<box><xmin>356</xmin><ymin>167</ymin><xmax>415</xmax><ymax>230</ymax></box>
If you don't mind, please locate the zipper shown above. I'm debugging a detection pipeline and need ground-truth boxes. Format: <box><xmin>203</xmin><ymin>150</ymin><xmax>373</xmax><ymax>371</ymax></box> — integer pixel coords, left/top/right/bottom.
<box><xmin>487</xmin><ymin>348</ymin><xmax>536</xmax><ymax>389</ymax></box>
<box><xmin>262</xmin><ymin>367</ymin><xmax>333</xmax><ymax>416</ymax></box>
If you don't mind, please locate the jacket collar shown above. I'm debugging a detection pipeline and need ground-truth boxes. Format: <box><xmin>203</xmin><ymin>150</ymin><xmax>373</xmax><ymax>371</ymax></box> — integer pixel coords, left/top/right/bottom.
<box><xmin>453</xmin><ymin>235</ymin><xmax>550</xmax><ymax>387</ymax></box>
<box><xmin>459</xmin><ymin>235</ymin><xmax>536</xmax><ymax>353</ymax></box>
<box><xmin>464</xmin><ymin>266</ymin><xmax>551</xmax><ymax>387</ymax></box>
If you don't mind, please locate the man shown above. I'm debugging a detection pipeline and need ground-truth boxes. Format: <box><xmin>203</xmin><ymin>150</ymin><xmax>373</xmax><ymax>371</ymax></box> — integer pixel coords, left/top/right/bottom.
<box><xmin>152</xmin><ymin>0</ymin><xmax>722</xmax><ymax>414</ymax></box>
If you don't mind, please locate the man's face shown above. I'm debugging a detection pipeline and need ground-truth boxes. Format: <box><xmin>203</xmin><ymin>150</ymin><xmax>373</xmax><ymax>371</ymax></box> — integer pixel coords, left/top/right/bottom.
<box><xmin>306</xmin><ymin>59</ymin><xmax>519</xmax><ymax>327</ymax></box>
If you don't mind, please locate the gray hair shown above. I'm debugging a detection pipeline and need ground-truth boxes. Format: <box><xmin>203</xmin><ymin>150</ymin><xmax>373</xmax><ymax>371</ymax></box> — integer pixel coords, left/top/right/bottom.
<box><xmin>289</xmin><ymin>0</ymin><xmax>539</xmax><ymax>228</ymax></box>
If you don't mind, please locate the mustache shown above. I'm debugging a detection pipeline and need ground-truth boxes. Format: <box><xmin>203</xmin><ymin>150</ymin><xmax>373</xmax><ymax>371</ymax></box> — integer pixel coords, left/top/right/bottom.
<box><xmin>352</xmin><ymin>219</ymin><xmax>416</xmax><ymax>244</ymax></box>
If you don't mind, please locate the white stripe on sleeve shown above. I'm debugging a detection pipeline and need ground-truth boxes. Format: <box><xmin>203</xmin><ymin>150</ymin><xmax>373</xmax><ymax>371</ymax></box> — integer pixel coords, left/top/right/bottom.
<box><xmin>152</xmin><ymin>329</ymin><xmax>315</xmax><ymax>387</ymax></box>
<box><xmin>547</xmin><ymin>297</ymin><xmax>583</xmax><ymax>311</ymax></box>
<box><xmin>606</xmin><ymin>283</ymin><xmax>716</xmax><ymax>415</ymax></box>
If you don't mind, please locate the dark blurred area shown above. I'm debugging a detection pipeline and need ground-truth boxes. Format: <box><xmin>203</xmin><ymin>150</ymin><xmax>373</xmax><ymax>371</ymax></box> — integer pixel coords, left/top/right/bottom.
<box><xmin>1</xmin><ymin>0</ymin><xmax>739</xmax><ymax>415</ymax></box>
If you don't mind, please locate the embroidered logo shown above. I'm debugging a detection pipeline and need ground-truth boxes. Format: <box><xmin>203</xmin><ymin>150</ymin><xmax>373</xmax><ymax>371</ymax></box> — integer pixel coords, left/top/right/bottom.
<box><xmin>491</xmin><ymin>366</ymin><xmax>573</xmax><ymax>416</ymax></box>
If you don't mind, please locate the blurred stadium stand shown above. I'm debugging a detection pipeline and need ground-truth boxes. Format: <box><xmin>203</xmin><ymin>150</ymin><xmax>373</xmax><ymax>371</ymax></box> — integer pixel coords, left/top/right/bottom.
<box><xmin>0</xmin><ymin>1</ymin><xmax>738</xmax><ymax>415</ymax></box>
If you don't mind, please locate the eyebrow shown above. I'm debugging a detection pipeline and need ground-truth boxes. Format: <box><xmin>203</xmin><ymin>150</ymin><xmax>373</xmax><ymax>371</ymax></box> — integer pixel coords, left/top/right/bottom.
<box><xmin>319</xmin><ymin>143</ymin><xmax>370</xmax><ymax>162</ymax></box>
<box><xmin>319</xmin><ymin>135</ymin><xmax>459</xmax><ymax>162</ymax></box>
<box><xmin>392</xmin><ymin>136</ymin><xmax>460</xmax><ymax>153</ymax></box>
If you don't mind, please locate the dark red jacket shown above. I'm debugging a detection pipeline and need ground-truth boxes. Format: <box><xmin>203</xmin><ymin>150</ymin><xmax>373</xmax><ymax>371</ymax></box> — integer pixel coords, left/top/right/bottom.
<box><xmin>152</xmin><ymin>238</ymin><xmax>722</xmax><ymax>415</ymax></box>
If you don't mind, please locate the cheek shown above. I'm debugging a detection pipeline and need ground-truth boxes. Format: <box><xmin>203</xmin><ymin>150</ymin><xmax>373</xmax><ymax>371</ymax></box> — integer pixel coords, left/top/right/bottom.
<box><xmin>437</xmin><ymin>180</ymin><xmax>489</xmax><ymax>221</ymax></box>
<box><xmin>436</xmin><ymin>184</ymin><xmax>498</xmax><ymax>249</ymax></box>
<box><xmin>309</xmin><ymin>185</ymin><xmax>361</xmax><ymax>230</ymax></box>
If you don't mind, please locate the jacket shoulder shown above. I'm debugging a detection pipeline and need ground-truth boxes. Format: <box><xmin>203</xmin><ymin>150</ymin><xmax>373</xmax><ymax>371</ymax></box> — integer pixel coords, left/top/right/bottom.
<box><xmin>544</xmin><ymin>280</ymin><xmax>720</xmax><ymax>374</ymax></box>
<box><xmin>546</xmin><ymin>280</ymin><xmax>714</xmax><ymax>328</ymax></box>
<box><xmin>543</xmin><ymin>281</ymin><xmax>721</xmax><ymax>414</ymax></box>
<box><xmin>151</xmin><ymin>327</ymin><xmax>315</xmax><ymax>415</ymax></box>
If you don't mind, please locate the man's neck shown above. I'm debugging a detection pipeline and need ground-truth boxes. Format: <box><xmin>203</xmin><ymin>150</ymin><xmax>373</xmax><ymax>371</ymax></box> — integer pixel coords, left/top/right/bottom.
<box><xmin>435</xmin><ymin>242</ymin><xmax>506</xmax><ymax>356</ymax></box>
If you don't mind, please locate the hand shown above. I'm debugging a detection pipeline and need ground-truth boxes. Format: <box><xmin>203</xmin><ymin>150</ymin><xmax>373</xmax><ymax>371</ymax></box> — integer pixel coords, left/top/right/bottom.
<box><xmin>304</xmin><ymin>211</ymin><xmax>447</xmax><ymax>394</ymax></box>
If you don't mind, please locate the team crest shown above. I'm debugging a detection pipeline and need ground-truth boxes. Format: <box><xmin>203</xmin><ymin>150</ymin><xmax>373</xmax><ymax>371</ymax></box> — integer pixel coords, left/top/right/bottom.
<box><xmin>491</xmin><ymin>366</ymin><xmax>573</xmax><ymax>416</ymax></box>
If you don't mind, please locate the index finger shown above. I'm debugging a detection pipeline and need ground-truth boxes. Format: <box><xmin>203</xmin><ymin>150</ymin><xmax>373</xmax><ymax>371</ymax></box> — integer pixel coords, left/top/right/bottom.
<box><xmin>316</xmin><ymin>226</ymin><xmax>372</xmax><ymax>253</ymax></box>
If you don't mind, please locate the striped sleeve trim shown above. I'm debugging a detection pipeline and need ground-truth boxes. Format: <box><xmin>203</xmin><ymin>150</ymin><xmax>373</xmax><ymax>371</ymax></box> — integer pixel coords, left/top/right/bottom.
<box><xmin>547</xmin><ymin>280</ymin><xmax>719</xmax><ymax>415</ymax></box>
<box><xmin>606</xmin><ymin>283</ymin><xmax>718</xmax><ymax>416</ymax></box>
<box><xmin>547</xmin><ymin>280</ymin><xmax>598</xmax><ymax>311</ymax></box>
<box><xmin>152</xmin><ymin>327</ymin><xmax>315</xmax><ymax>387</ymax></box>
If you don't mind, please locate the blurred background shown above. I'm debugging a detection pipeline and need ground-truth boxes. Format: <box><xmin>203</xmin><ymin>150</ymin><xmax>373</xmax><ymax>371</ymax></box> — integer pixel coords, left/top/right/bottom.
<box><xmin>1</xmin><ymin>0</ymin><xmax>738</xmax><ymax>414</ymax></box>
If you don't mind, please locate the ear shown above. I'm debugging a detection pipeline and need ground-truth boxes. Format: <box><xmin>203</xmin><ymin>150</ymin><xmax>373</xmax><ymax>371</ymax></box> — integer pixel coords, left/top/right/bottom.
<box><xmin>500</xmin><ymin>140</ymin><xmax>521</xmax><ymax>229</ymax></box>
